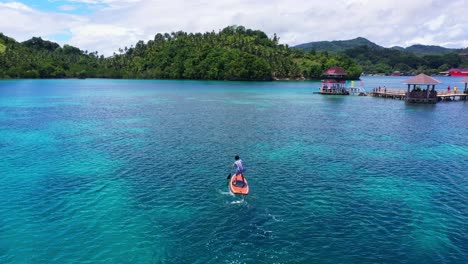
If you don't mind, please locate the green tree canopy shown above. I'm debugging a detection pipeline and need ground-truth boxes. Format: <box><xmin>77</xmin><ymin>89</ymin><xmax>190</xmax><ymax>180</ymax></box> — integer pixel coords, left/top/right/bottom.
<box><xmin>0</xmin><ymin>26</ymin><xmax>363</xmax><ymax>80</ymax></box>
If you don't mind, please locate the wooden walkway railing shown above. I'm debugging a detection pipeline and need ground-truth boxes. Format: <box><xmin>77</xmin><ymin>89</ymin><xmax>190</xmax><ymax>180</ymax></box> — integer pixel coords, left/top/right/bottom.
<box><xmin>369</xmin><ymin>88</ymin><xmax>468</xmax><ymax>102</ymax></box>
<box><xmin>370</xmin><ymin>88</ymin><xmax>406</xmax><ymax>100</ymax></box>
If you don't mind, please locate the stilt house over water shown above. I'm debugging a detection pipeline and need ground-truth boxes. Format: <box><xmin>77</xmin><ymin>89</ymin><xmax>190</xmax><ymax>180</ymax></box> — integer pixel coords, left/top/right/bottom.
<box><xmin>319</xmin><ymin>66</ymin><xmax>349</xmax><ymax>95</ymax></box>
<box><xmin>404</xmin><ymin>73</ymin><xmax>441</xmax><ymax>104</ymax></box>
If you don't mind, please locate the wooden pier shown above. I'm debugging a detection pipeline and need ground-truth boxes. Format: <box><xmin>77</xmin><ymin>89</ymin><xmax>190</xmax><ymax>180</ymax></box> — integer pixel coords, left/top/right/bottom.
<box><xmin>368</xmin><ymin>74</ymin><xmax>468</xmax><ymax>104</ymax></box>
<box><xmin>370</xmin><ymin>89</ymin><xmax>406</xmax><ymax>100</ymax></box>
<box><xmin>370</xmin><ymin>88</ymin><xmax>468</xmax><ymax>102</ymax></box>
<box><xmin>437</xmin><ymin>91</ymin><xmax>468</xmax><ymax>101</ymax></box>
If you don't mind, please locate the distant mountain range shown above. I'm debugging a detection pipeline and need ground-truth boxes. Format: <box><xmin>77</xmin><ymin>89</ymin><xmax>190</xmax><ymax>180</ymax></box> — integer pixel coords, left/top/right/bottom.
<box><xmin>396</xmin><ymin>44</ymin><xmax>460</xmax><ymax>56</ymax></box>
<box><xmin>293</xmin><ymin>37</ymin><xmax>463</xmax><ymax>56</ymax></box>
<box><xmin>294</xmin><ymin>37</ymin><xmax>380</xmax><ymax>53</ymax></box>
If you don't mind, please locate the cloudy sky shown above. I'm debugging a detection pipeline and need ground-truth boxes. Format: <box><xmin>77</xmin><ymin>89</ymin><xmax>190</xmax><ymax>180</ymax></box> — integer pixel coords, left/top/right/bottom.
<box><xmin>1</xmin><ymin>0</ymin><xmax>467</xmax><ymax>56</ymax></box>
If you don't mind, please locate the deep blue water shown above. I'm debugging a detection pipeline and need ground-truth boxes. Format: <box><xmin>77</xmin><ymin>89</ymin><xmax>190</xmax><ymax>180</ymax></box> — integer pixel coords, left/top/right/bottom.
<box><xmin>0</xmin><ymin>77</ymin><xmax>467</xmax><ymax>263</ymax></box>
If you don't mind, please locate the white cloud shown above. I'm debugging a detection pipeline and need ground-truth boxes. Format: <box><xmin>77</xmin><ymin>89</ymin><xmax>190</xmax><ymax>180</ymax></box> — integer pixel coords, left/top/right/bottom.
<box><xmin>59</xmin><ymin>4</ymin><xmax>77</xmax><ymax>11</ymax></box>
<box><xmin>68</xmin><ymin>0</ymin><xmax>97</xmax><ymax>3</ymax></box>
<box><xmin>0</xmin><ymin>1</ymin><xmax>85</xmax><ymax>42</ymax></box>
<box><xmin>425</xmin><ymin>15</ymin><xmax>446</xmax><ymax>31</ymax></box>
<box><xmin>1</xmin><ymin>0</ymin><xmax>467</xmax><ymax>55</ymax></box>
<box><xmin>69</xmin><ymin>24</ymin><xmax>144</xmax><ymax>54</ymax></box>
<box><xmin>0</xmin><ymin>1</ymin><xmax>33</xmax><ymax>11</ymax></box>
<box><xmin>68</xmin><ymin>0</ymin><xmax>142</xmax><ymax>10</ymax></box>
<box><xmin>69</xmin><ymin>0</ymin><xmax>140</xmax><ymax>3</ymax></box>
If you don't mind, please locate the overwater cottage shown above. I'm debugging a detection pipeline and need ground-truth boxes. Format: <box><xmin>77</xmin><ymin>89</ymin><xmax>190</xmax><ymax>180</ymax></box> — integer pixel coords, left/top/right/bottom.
<box><xmin>319</xmin><ymin>66</ymin><xmax>349</xmax><ymax>95</ymax></box>
<box><xmin>404</xmin><ymin>73</ymin><xmax>440</xmax><ymax>104</ymax></box>
<box><xmin>441</xmin><ymin>68</ymin><xmax>468</xmax><ymax>77</ymax></box>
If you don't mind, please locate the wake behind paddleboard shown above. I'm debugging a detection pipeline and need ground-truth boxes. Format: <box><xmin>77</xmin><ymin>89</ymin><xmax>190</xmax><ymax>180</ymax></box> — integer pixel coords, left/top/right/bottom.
<box><xmin>229</xmin><ymin>174</ymin><xmax>249</xmax><ymax>195</ymax></box>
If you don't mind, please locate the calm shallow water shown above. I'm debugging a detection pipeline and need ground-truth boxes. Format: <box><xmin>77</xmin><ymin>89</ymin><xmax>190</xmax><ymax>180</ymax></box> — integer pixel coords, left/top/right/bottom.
<box><xmin>0</xmin><ymin>78</ymin><xmax>467</xmax><ymax>263</ymax></box>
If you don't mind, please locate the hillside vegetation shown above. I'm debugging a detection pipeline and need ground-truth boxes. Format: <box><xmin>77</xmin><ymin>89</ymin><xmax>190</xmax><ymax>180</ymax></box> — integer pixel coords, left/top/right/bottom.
<box><xmin>403</xmin><ymin>44</ymin><xmax>456</xmax><ymax>56</ymax></box>
<box><xmin>293</xmin><ymin>37</ymin><xmax>468</xmax><ymax>75</ymax></box>
<box><xmin>98</xmin><ymin>26</ymin><xmax>362</xmax><ymax>80</ymax></box>
<box><xmin>294</xmin><ymin>37</ymin><xmax>462</xmax><ymax>56</ymax></box>
<box><xmin>0</xmin><ymin>27</ymin><xmax>362</xmax><ymax>80</ymax></box>
<box><xmin>293</xmin><ymin>37</ymin><xmax>381</xmax><ymax>53</ymax></box>
<box><xmin>343</xmin><ymin>46</ymin><xmax>467</xmax><ymax>75</ymax></box>
<box><xmin>0</xmin><ymin>33</ymin><xmax>107</xmax><ymax>78</ymax></box>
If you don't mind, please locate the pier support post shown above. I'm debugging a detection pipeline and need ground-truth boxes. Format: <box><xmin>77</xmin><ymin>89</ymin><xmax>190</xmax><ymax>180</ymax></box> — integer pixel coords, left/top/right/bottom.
<box><xmin>406</xmin><ymin>84</ymin><xmax>411</xmax><ymax>101</ymax></box>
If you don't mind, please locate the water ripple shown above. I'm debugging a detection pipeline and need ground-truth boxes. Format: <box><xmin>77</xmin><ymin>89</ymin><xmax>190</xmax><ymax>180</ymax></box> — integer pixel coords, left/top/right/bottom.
<box><xmin>0</xmin><ymin>79</ymin><xmax>467</xmax><ymax>263</ymax></box>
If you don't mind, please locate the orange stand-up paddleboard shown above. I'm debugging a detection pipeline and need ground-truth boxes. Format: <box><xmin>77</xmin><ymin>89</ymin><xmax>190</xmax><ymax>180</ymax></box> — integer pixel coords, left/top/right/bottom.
<box><xmin>229</xmin><ymin>174</ymin><xmax>249</xmax><ymax>195</ymax></box>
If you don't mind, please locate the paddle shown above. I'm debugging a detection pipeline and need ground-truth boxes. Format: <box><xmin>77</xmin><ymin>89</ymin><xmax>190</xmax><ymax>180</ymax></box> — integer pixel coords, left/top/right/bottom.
<box><xmin>227</xmin><ymin>167</ymin><xmax>233</xmax><ymax>179</ymax></box>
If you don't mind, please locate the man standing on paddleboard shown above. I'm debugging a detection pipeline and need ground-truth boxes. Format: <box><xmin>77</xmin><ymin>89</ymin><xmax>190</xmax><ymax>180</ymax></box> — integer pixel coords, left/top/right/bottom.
<box><xmin>232</xmin><ymin>155</ymin><xmax>246</xmax><ymax>183</ymax></box>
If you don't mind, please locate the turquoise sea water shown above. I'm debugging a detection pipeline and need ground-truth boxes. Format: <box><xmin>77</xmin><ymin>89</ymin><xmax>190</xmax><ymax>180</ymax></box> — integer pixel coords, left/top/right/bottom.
<box><xmin>0</xmin><ymin>77</ymin><xmax>467</xmax><ymax>263</ymax></box>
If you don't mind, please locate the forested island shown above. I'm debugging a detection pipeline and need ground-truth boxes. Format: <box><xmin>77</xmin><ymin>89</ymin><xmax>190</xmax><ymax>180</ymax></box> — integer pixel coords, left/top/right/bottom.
<box><xmin>0</xmin><ymin>26</ymin><xmax>363</xmax><ymax>80</ymax></box>
<box><xmin>1</xmin><ymin>26</ymin><xmax>466</xmax><ymax>80</ymax></box>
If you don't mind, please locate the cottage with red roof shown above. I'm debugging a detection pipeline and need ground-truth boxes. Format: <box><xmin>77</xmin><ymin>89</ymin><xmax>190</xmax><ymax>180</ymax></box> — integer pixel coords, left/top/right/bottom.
<box><xmin>440</xmin><ymin>68</ymin><xmax>468</xmax><ymax>76</ymax></box>
<box><xmin>319</xmin><ymin>66</ymin><xmax>349</xmax><ymax>95</ymax></box>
